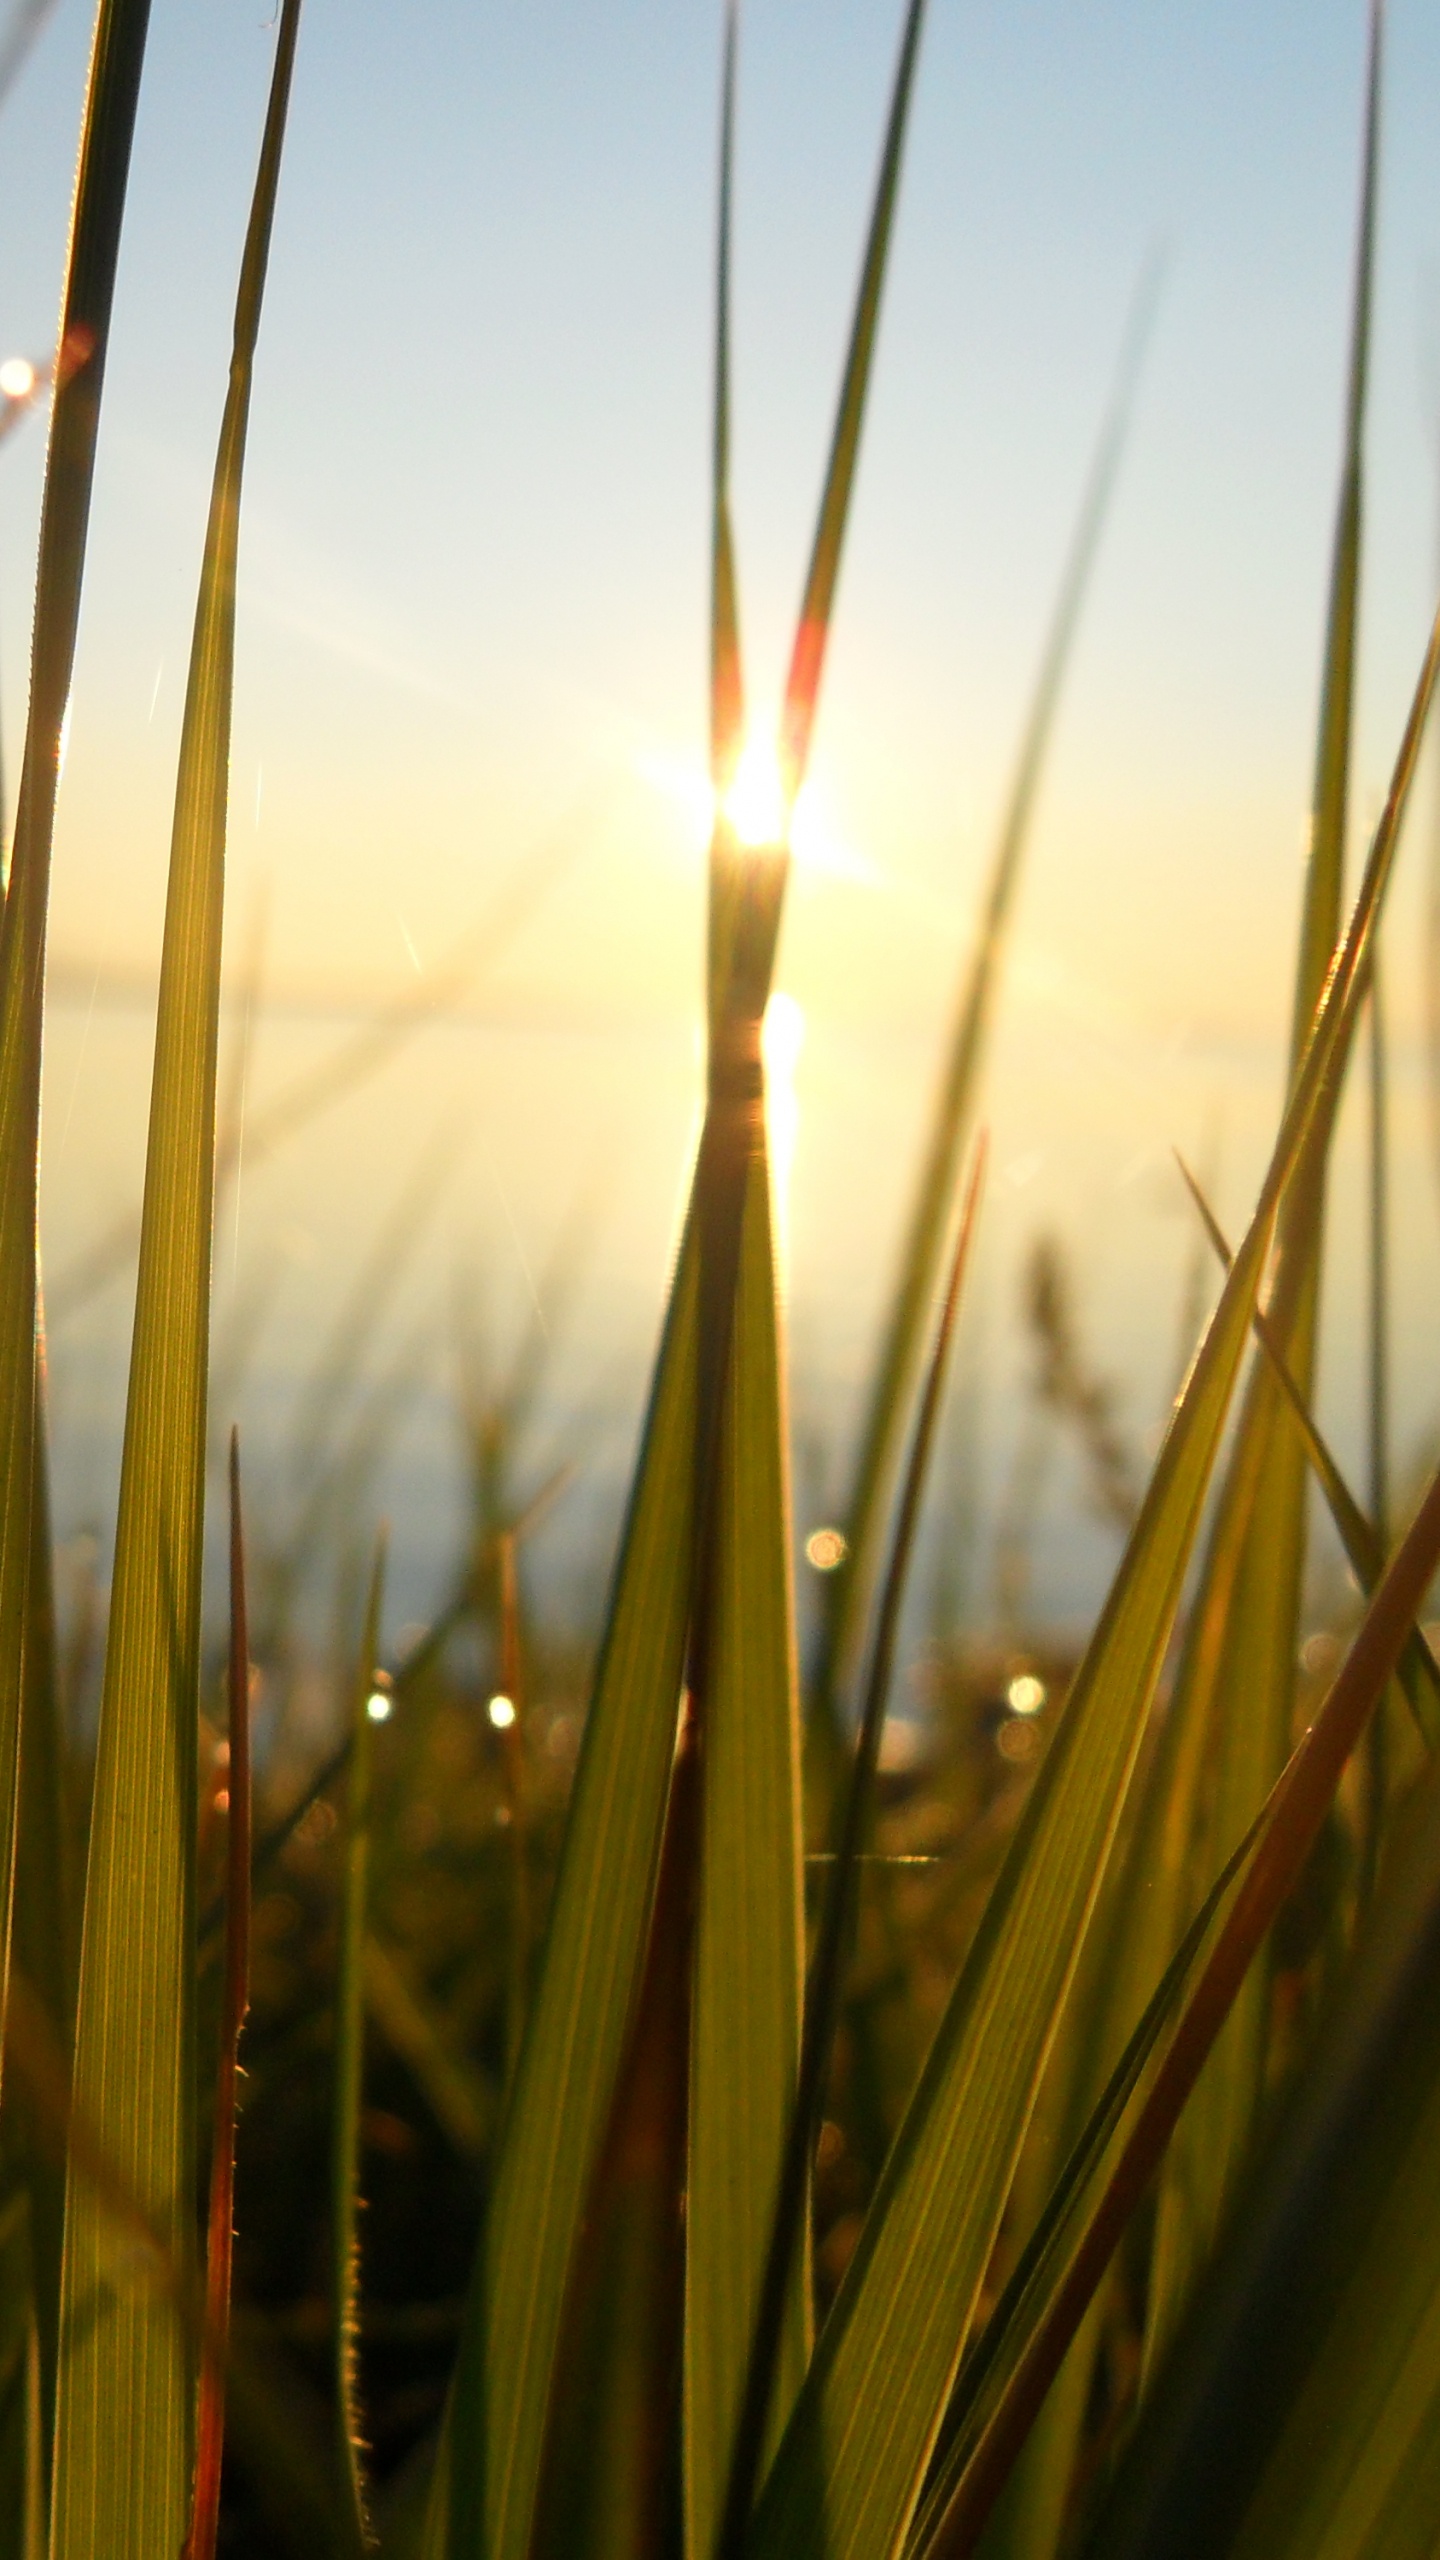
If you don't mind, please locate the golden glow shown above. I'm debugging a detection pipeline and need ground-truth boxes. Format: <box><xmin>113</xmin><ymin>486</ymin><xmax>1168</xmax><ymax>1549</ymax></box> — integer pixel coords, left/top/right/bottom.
<box><xmin>488</xmin><ymin>1691</ymin><xmax>517</xmax><ymax>1730</ymax></box>
<box><xmin>0</xmin><ymin>357</ymin><xmax>35</xmax><ymax>402</ymax></box>
<box><xmin>723</xmin><ymin>729</ymin><xmax>789</xmax><ymax>849</ymax></box>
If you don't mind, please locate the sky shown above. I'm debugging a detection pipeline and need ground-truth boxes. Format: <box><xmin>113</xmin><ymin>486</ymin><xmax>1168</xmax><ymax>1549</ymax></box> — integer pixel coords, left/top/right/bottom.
<box><xmin>2</xmin><ymin>0</ymin><xmax>1440</xmax><ymax>1632</ymax></box>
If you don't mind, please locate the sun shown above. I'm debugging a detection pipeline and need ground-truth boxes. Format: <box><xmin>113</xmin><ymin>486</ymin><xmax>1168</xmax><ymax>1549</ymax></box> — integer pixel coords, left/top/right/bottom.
<box><xmin>722</xmin><ymin>729</ymin><xmax>789</xmax><ymax>850</ymax></box>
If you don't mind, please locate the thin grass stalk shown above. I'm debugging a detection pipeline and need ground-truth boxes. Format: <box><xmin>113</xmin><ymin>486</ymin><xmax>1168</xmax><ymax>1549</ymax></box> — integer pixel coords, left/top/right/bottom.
<box><xmin>495</xmin><ymin>1529</ymin><xmax>531</xmax><ymax>2093</ymax></box>
<box><xmin>0</xmin><ymin>0</ymin><xmax>153</xmax><ymax>2125</ymax></box>
<box><xmin>1177</xmin><ymin>1158</ymin><xmax>1440</xmax><ymax>1743</ymax></box>
<box><xmin>1143</xmin><ymin>0</ymin><xmax>1384</xmax><ymax>2364</ymax></box>
<box><xmin>914</xmin><ymin>1448</ymin><xmax>1440</xmax><ymax>2560</ymax></box>
<box><xmin>1361</xmin><ymin>948</ymin><xmax>1391</xmax><ymax>1899</ymax></box>
<box><xmin>815</xmin><ymin>264</ymin><xmax>1158</xmax><ymax>1736</ymax></box>
<box><xmin>718</xmin><ymin>1139</ymin><xmax>986</xmax><ymax>2553</ymax></box>
<box><xmin>182</xmin><ymin>1435</ymin><xmax>253</xmax><ymax>2560</ymax></box>
<box><xmin>333</xmin><ymin>1537</ymin><xmax>385</xmax><ymax>2551</ymax></box>
<box><xmin>50</xmin><ymin>13</ymin><xmax>303</xmax><ymax>2550</ymax></box>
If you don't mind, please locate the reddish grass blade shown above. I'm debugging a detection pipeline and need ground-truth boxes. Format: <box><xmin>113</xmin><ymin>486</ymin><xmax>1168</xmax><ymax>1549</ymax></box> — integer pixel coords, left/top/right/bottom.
<box><xmin>183</xmin><ymin>1431</ymin><xmax>252</xmax><ymax>2560</ymax></box>
<box><xmin>916</xmin><ymin>1450</ymin><xmax>1440</xmax><ymax>2559</ymax></box>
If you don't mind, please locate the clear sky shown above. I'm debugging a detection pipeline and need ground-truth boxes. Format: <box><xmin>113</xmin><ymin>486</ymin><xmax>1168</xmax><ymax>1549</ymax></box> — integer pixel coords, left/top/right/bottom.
<box><xmin>3</xmin><ymin>0</ymin><xmax>1440</xmax><ymax>1624</ymax></box>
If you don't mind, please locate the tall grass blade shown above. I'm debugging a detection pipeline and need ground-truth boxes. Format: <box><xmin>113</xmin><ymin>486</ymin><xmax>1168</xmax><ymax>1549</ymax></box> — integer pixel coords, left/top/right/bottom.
<box><xmin>746</xmin><ymin>595</ymin><xmax>1440</xmax><ymax>2560</ymax></box>
<box><xmin>718</xmin><ymin>1139</ymin><xmax>985</xmax><ymax>2557</ymax></box>
<box><xmin>1361</xmin><ymin>948</ymin><xmax>1392</xmax><ymax>1898</ymax></box>
<box><xmin>183</xmin><ymin>1435</ymin><xmax>253</xmax><ymax>2560</ymax></box>
<box><xmin>333</xmin><ymin>1536</ymin><xmax>385</xmax><ymax>2550</ymax></box>
<box><xmin>424</xmin><ymin>13</ymin><xmax>928</xmax><ymax>2545</ymax></box>
<box><xmin>1143</xmin><ymin>0</ymin><xmax>1383</xmax><ymax>2366</ymax></box>
<box><xmin>916</xmin><ymin>1446</ymin><xmax>1440</xmax><ymax>2560</ymax></box>
<box><xmin>1079</xmin><ymin>1734</ymin><xmax>1440</xmax><ymax>2560</ymax></box>
<box><xmin>816</xmin><ymin>264</ymin><xmax>1158</xmax><ymax>1733</ymax></box>
<box><xmin>1177</xmin><ymin>1156</ymin><xmax>1440</xmax><ymax>1743</ymax></box>
<box><xmin>0</xmin><ymin>0</ymin><xmax>153</xmax><ymax>2134</ymax></box>
<box><xmin>50</xmin><ymin>12</ymin><xmax>303</xmax><ymax>2551</ymax></box>
<box><xmin>686</xmin><ymin>1154</ymin><xmax>808</xmax><ymax>2560</ymax></box>
<box><xmin>9</xmin><ymin>1341</ymin><xmax>73</xmax><ymax>2500</ymax></box>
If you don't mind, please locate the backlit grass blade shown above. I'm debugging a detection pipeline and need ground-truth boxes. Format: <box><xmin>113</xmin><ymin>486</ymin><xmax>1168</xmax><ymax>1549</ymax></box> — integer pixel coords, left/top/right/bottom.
<box><xmin>919</xmin><ymin>1447</ymin><xmax>1440</xmax><ymax>2560</ymax></box>
<box><xmin>1079</xmin><ymin>1735</ymin><xmax>1440</xmax><ymax>2560</ymax></box>
<box><xmin>50</xmin><ymin>12</ymin><xmax>303</xmax><ymax>2553</ymax></box>
<box><xmin>816</xmin><ymin>265</ymin><xmax>1158</xmax><ymax>1731</ymax></box>
<box><xmin>420</xmin><ymin>1219</ymin><xmax>701</xmax><ymax>2560</ymax></box>
<box><xmin>183</xmin><ymin>1436</ymin><xmax>253</xmax><ymax>2560</ymax></box>
<box><xmin>717</xmin><ymin>1139</ymin><xmax>985</xmax><ymax>2558</ymax></box>
<box><xmin>1178</xmin><ymin>1156</ymin><xmax>1440</xmax><ymax>1742</ymax></box>
<box><xmin>333</xmin><ymin>1537</ymin><xmax>385</xmax><ymax>2550</ymax></box>
<box><xmin>1361</xmin><ymin>947</ymin><xmax>1392</xmax><ymax>1900</ymax></box>
<box><xmin>745</xmin><ymin>596</ymin><xmax>1440</xmax><ymax>2560</ymax></box>
<box><xmin>685</xmin><ymin>1153</ymin><xmax>809</xmax><ymax>2560</ymax></box>
<box><xmin>0</xmin><ymin>0</ymin><xmax>153</xmax><ymax>2131</ymax></box>
<box><xmin>10</xmin><ymin>1340</ymin><xmax>73</xmax><ymax>2500</ymax></box>
<box><xmin>1144</xmin><ymin>0</ymin><xmax>1383</xmax><ymax>2362</ymax></box>
<box><xmin>424</xmin><ymin>11</ymin><xmax>929</xmax><ymax>2544</ymax></box>
<box><xmin>710</xmin><ymin>0</ymin><xmax>742</xmax><ymax>798</ymax></box>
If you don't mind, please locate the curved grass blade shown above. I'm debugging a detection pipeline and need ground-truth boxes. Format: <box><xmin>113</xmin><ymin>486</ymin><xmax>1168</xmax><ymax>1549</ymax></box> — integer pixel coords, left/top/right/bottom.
<box><xmin>50</xmin><ymin>14</ymin><xmax>303</xmax><ymax>2551</ymax></box>
<box><xmin>914</xmin><ymin>1446</ymin><xmax>1440</xmax><ymax>2560</ymax></box>
<box><xmin>1361</xmin><ymin>947</ymin><xmax>1392</xmax><ymax>1901</ymax></box>
<box><xmin>1077</xmin><ymin>1728</ymin><xmax>1440</xmax><ymax>2560</ymax></box>
<box><xmin>0</xmin><ymin>0</ymin><xmax>153</xmax><ymax>2135</ymax></box>
<box><xmin>1143</xmin><ymin>0</ymin><xmax>1383</xmax><ymax>2366</ymax></box>
<box><xmin>718</xmin><ymin>1138</ymin><xmax>985</xmax><ymax>2557</ymax></box>
<box><xmin>745</xmin><ymin>594</ymin><xmax>1440</xmax><ymax>2560</ymax></box>
<box><xmin>1176</xmin><ymin>1155</ymin><xmax>1440</xmax><ymax>1743</ymax></box>
<box><xmin>183</xmin><ymin>1434</ymin><xmax>253</xmax><ymax>2560</ymax></box>
<box><xmin>815</xmin><ymin>262</ymin><xmax>1159</xmax><ymax>1736</ymax></box>
<box><xmin>333</xmin><ymin>1536</ymin><xmax>385</xmax><ymax>2551</ymax></box>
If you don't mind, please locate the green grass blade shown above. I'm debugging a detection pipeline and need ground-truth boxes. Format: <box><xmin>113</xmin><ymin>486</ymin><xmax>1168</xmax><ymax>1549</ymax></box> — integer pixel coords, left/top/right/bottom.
<box><xmin>779</xmin><ymin>0</ymin><xmax>927</xmax><ymax>795</ymax></box>
<box><xmin>11</xmin><ymin>1342</ymin><xmax>73</xmax><ymax>2507</ymax></box>
<box><xmin>333</xmin><ymin>1538</ymin><xmax>385</xmax><ymax>2550</ymax></box>
<box><xmin>420</xmin><ymin>1217</ymin><xmax>701</xmax><ymax>2560</ymax></box>
<box><xmin>710</xmin><ymin>0</ymin><xmax>742</xmax><ymax>797</ymax></box>
<box><xmin>817</xmin><ymin>264</ymin><xmax>1158</xmax><ymax>1731</ymax></box>
<box><xmin>718</xmin><ymin>1140</ymin><xmax>985</xmax><ymax>2556</ymax></box>
<box><xmin>0</xmin><ymin>0</ymin><xmax>153</xmax><ymax>2141</ymax></box>
<box><xmin>745</xmin><ymin>595</ymin><xmax>1440</xmax><ymax>2560</ymax></box>
<box><xmin>50</xmin><ymin>13</ymin><xmax>303</xmax><ymax>2551</ymax></box>
<box><xmin>686</xmin><ymin>1150</ymin><xmax>808</xmax><ymax>2560</ymax></box>
<box><xmin>183</xmin><ymin>1435</ymin><xmax>253</xmax><ymax>2560</ymax></box>
<box><xmin>1079</xmin><ymin>1736</ymin><xmax>1440</xmax><ymax>2560</ymax></box>
<box><xmin>915</xmin><ymin>1448</ymin><xmax>1440</xmax><ymax>2560</ymax></box>
<box><xmin>1142</xmin><ymin>0</ymin><xmax>1383</xmax><ymax>2368</ymax></box>
<box><xmin>1177</xmin><ymin>1155</ymin><xmax>1440</xmax><ymax>1743</ymax></box>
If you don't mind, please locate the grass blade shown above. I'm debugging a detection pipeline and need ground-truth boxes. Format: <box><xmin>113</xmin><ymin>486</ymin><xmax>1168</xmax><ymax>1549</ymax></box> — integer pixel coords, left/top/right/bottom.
<box><xmin>916</xmin><ymin>1445</ymin><xmax>1440</xmax><ymax>2560</ymax></box>
<box><xmin>779</xmin><ymin>0</ymin><xmax>927</xmax><ymax>794</ymax></box>
<box><xmin>50</xmin><ymin>14</ymin><xmax>303</xmax><ymax>2551</ymax></box>
<box><xmin>815</xmin><ymin>263</ymin><xmax>1159</xmax><ymax>1734</ymax></box>
<box><xmin>1176</xmin><ymin>1155</ymin><xmax>1440</xmax><ymax>1743</ymax></box>
<box><xmin>333</xmin><ymin>1537</ymin><xmax>385</xmax><ymax>2550</ymax></box>
<box><xmin>686</xmin><ymin>1151</ymin><xmax>809</xmax><ymax>2560</ymax></box>
<box><xmin>1079</xmin><ymin>1735</ymin><xmax>1440</xmax><ymax>2560</ymax></box>
<box><xmin>718</xmin><ymin>1138</ymin><xmax>985</xmax><ymax>2556</ymax></box>
<box><xmin>1143</xmin><ymin>0</ymin><xmax>1383</xmax><ymax>2364</ymax></box>
<box><xmin>0</xmin><ymin>0</ymin><xmax>153</xmax><ymax>2141</ymax></box>
<box><xmin>183</xmin><ymin>1435</ymin><xmax>253</xmax><ymax>2560</ymax></box>
<box><xmin>745</xmin><ymin>590</ymin><xmax>1440</xmax><ymax>2560</ymax></box>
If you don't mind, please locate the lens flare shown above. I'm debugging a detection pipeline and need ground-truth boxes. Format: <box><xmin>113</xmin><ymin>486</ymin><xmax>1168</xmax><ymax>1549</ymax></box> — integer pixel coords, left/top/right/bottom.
<box><xmin>0</xmin><ymin>357</ymin><xmax>35</xmax><ymax>402</ymax></box>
